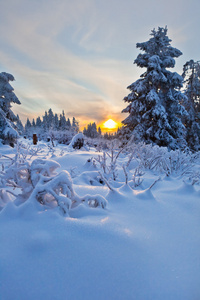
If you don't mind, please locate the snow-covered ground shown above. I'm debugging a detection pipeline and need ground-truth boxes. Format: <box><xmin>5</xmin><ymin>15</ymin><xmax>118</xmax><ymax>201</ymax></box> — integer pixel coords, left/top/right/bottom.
<box><xmin>0</xmin><ymin>140</ymin><xmax>200</xmax><ymax>300</ymax></box>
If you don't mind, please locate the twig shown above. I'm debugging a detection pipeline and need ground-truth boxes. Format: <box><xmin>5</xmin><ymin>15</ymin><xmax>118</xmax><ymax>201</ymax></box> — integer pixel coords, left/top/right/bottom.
<box><xmin>4</xmin><ymin>190</ymin><xmax>18</xmax><ymax>197</ymax></box>
<box><xmin>149</xmin><ymin>177</ymin><xmax>161</xmax><ymax>190</ymax></box>
<box><xmin>98</xmin><ymin>171</ymin><xmax>114</xmax><ymax>191</ymax></box>
<box><xmin>122</xmin><ymin>165</ymin><xmax>128</xmax><ymax>185</ymax></box>
<box><xmin>1</xmin><ymin>154</ymin><xmax>14</xmax><ymax>161</ymax></box>
<box><xmin>113</xmin><ymin>144</ymin><xmax>127</xmax><ymax>164</ymax></box>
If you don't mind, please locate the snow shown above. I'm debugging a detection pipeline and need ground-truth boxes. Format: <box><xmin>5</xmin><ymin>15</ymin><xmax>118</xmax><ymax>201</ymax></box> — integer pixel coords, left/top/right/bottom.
<box><xmin>0</xmin><ymin>140</ymin><xmax>200</xmax><ymax>300</ymax></box>
<box><xmin>68</xmin><ymin>132</ymin><xmax>84</xmax><ymax>150</ymax></box>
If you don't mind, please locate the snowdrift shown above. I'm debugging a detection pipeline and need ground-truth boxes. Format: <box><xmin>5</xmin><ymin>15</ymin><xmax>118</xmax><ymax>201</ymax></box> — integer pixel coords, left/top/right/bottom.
<box><xmin>0</xmin><ymin>140</ymin><xmax>200</xmax><ymax>300</ymax></box>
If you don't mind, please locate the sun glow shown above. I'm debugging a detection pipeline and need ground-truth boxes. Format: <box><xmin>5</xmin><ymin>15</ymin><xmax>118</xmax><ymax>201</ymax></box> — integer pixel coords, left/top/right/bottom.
<box><xmin>103</xmin><ymin>119</ymin><xmax>118</xmax><ymax>130</ymax></box>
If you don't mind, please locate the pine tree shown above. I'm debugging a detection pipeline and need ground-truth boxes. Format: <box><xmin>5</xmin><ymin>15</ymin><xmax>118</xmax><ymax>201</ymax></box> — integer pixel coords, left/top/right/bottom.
<box><xmin>98</xmin><ymin>126</ymin><xmax>102</xmax><ymax>136</ymax></box>
<box><xmin>48</xmin><ymin>108</ymin><xmax>54</xmax><ymax>129</ymax></box>
<box><xmin>24</xmin><ymin>118</ymin><xmax>32</xmax><ymax>136</ymax></box>
<box><xmin>83</xmin><ymin>122</ymin><xmax>98</xmax><ymax>138</ymax></box>
<box><xmin>66</xmin><ymin>118</ymin><xmax>71</xmax><ymax>130</ymax></box>
<box><xmin>91</xmin><ymin>123</ymin><xmax>98</xmax><ymax>138</ymax></box>
<box><xmin>0</xmin><ymin>72</ymin><xmax>21</xmax><ymax>145</ymax></box>
<box><xmin>32</xmin><ymin>119</ymin><xmax>36</xmax><ymax>127</ymax></box>
<box><xmin>42</xmin><ymin>111</ymin><xmax>48</xmax><ymax>132</ymax></box>
<box><xmin>181</xmin><ymin>60</ymin><xmax>200</xmax><ymax>150</ymax></box>
<box><xmin>54</xmin><ymin>113</ymin><xmax>59</xmax><ymax>130</ymax></box>
<box><xmin>182</xmin><ymin>60</ymin><xmax>200</xmax><ymax>113</ymax></box>
<box><xmin>36</xmin><ymin>116</ymin><xmax>42</xmax><ymax>127</ymax></box>
<box><xmin>16</xmin><ymin>114</ymin><xmax>24</xmax><ymax>136</ymax></box>
<box><xmin>60</xmin><ymin>111</ymin><xmax>67</xmax><ymax>130</ymax></box>
<box><xmin>72</xmin><ymin>117</ymin><xmax>79</xmax><ymax>133</ymax></box>
<box><xmin>122</xmin><ymin>27</ymin><xmax>188</xmax><ymax>150</ymax></box>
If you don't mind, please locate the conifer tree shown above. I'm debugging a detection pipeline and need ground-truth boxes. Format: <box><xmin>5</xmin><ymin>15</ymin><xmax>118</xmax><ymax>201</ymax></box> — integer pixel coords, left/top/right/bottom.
<box><xmin>24</xmin><ymin>118</ymin><xmax>32</xmax><ymax>136</ymax></box>
<box><xmin>98</xmin><ymin>126</ymin><xmax>102</xmax><ymax>136</ymax></box>
<box><xmin>122</xmin><ymin>27</ymin><xmax>188</xmax><ymax>150</ymax></box>
<box><xmin>91</xmin><ymin>122</ymin><xmax>98</xmax><ymax>138</ymax></box>
<box><xmin>48</xmin><ymin>108</ymin><xmax>54</xmax><ymax>129</ymax></box>
<box><xmin>182</xmin><ymin>60</ymin><xmax>200</xmax><ymax>113</ymax></box>
<box><xmin>60</xmin><ymin>111</ymin><xmax>67</xmax><ymax>130</ymax></box>
<box><xmin>32</xmin><ymin>119</ymin><xmax>36</xmax><ymax>127</ymax></box>
<box><xmin>16</xmin><ymin>114</ymin><xmax>24</xmax><ymax>136</ymax></box>
<box><xmin>72</xmin><ymin>117</ymin><xmax>79</xmax><ymax>133</ymax></box>
<box><xmin>181</xmin><ymin>60</ymin><xmax>200</xmax><ymax>150</ymax></box>
<box><xmin>43</xmin><ymin>111</ymin><xmax>48</xmax><ymax>132</ymax></box>
<box><xmin>36</xmin><ymin>116</ymin><xmax>42</xmax><ymax>127</ymax></box>
<box><xmin>0</xmin><ymin>72</ymin><xmax>21</xmax><ymax>145</ymax></box>
<box><xmin>83</xmin><ymin>122</ymin><xmax>98</xmax><ymax>138</ymax></box>
<box><xmin>54</xmin><ymin>113</ymin><xmax>59</xmax><ymax>130</ymax></box>
<box><xmin>66</xmin><ymin>118</ymin><xmax>71</xmax><ymax>130</ymax></box>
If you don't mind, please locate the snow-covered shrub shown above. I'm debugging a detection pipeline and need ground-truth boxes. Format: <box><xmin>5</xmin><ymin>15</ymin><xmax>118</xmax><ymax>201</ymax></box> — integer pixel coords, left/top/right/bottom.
<box><xmin>0</xmin><ymin>189</ymin><xmax>13</xmax><ymax>210</ymax></box>
<box><xmin>148</xmin><ymin>149</ymin><xmax>192</xmax><ymax>176</ymax></box>
<box><xmin>127</xmin><ymin>143</ymin><xmax>193</xmax><ymax>176</ymax></box>
<box><xmin>0</xmin><ymin>141</ymin><xmax>47</xmax><ymax>206</ymax></box>
<box><xmin>131</xmin><ymin>167</ymin><xmax>144</xmax><ymax>188</ymax></box>
<box><xmin>29</xmin><ymin>159</ymin><xmax>107</xmax><ymax>213</ymax></box>
<box><xmin>81</xmin><ymin>194</ymin><xmax>107</xmax><ymax>209</ymax></box>
<box><xmin>51</xmin><ymin>129</ymin><xmax>74</xmax><ymax>145</ymax></box>
<box><xmin>0</xmin><ymin>145</ymin><xmax>107</xmax><ymax>215</ymax></box>
<box><xmin>92</xmin><ymin>141</ymin><xmax>129</xmax><ymax>183</ymax></box>
<box><xmin>94</xmin><ymin>152</ymin><xmax>108</xmax><ymax>174</ymax></box>
<box><xmin>29</xmin><ymin>159</ymin><xmax>75</xmax><ymax>214</ymax></box>
<box><xmin>69</xmin><ymin>133</ymin><xmax>84</xmax><ymax>149</ymax></box>
<box><xmin>185</xmin><ymin>171</ymin><xmax>200</xmax><ymax>185</ymax></box>
<box><xmin>0</xmin><ymin>147</ymin><xmax>31</xmax><ymax>208</ymax></box>
<box><xmin>84</xmin><ymin>136</ymin><xmax>122</xmax><ymax>152</ymax></box>
<box><xmin>74</xmin><ymin>171</ymin><xmax>105</xmax><ymax>186</ymax></box>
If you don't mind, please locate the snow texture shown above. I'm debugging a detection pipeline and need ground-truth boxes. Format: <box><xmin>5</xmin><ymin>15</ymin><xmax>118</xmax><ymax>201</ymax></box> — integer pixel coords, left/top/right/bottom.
<box><xmin>0</xmin><ymin>140</ymin><xmax>200</xmax><ymax>300</ymax></box>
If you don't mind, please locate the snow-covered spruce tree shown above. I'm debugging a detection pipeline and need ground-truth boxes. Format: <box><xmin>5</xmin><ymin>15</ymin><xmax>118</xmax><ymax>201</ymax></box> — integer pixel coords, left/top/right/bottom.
<box><xmin>72</xmin><ymin>117</ymin><xmax>79</xmax><ymax>133</ymax></box>
<box><xmin>52</xmin><ymin>113</ymin><xmax>59</xmax><ymax>130</ymax></box>
<box><xmin>36</xmin><ymin>116</ymin><xmax>42</xmax><ymax>127</ymax></box>
<box><xmin>122</xmin><ymin>27</ymin><xmax>188</xmax><ymax>150</ymax></box>
<box><xmin>59</xmin><ymin>110</ymin><xmax>67</xmax><ymax>130</ymax></box>
<box><xmin>83</xmin><ymin>122</ymin><xmax>99</xmax><ymax>138</ymax></box>
<box><xmin>42</xmin><ymin>111</ymin><xmax>48</xmax><ymax>132</ymax></box>
<box><xmin>0</xmin><ymin>72</ymin><xmax>21</xmax><ymax>145</ymax></box>
<box><xmin>24</xmin><ymin>118</ymin><xmax>32</xmax><ymax>137</ymax></box>
<box><xmin>98</xmin><ymin>126</ymin><xmax>102</xmax><ymax>136</ymax></box>
<box><xmin>181</xmin><ymin>60</ymin><xmax>200</xmax><ymax>151</ymax></box>
<box><xmin>182</xmin><ymin>60</ymin><xmax>200</xmax><ymax>113</ymax></box>
<box><xmin>66</xmin><ymin>118</ymin><xmax>71</xmax><ymax>130</ymax></box>
<box><xmin>16</xmin><ymin>114</ymin><xmax>24</xmax><ymax>136</ymax></box>
<box><xmin>47</xmin><ymin>108</ymin><xmax>54</xmax><ymax>129</ymax></box>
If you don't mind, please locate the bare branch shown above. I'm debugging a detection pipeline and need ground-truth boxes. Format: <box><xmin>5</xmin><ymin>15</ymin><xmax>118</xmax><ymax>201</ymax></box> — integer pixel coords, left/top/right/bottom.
<box><xmin>122</xmin><ymin>165</ymin><xmax>128</xmax><ymax>185</ymax></box>
<box><xmin>98</xmin><ymin>171</ymin><xmax>114</xmax><ymax>191</ymax></box>
<box><xmin>149</xmin><ymin>177</ymin><xmax>161</xmax><ymax>190</ymax></box>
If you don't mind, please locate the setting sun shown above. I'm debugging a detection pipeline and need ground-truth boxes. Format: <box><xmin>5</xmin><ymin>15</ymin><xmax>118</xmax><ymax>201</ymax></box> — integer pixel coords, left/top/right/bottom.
<box><xmin>103</xmin><ymin>119</ymin><xmax>118</xmax><ymax>130</ymax></box>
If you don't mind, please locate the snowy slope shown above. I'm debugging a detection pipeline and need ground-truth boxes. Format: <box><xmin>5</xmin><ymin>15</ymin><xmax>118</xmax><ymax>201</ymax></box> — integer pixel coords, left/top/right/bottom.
<box><xmin>0</xmin><ymin>142</ymin><xmax>200</xmax><ymax>300</ymax></box>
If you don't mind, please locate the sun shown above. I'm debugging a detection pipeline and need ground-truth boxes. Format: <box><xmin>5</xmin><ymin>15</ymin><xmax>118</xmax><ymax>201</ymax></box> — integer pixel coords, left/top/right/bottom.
<box><xmin>103</xmin><ymin>119</ymin><xmax>118</xmax><ymax>130</ymax></box>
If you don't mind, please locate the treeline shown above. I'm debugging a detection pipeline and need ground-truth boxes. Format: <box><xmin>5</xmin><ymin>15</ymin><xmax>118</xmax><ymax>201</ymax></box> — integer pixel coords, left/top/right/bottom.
<box><xmin>16</xmin><ymin>109</ymin><xmax>118</xmax><ymax>144</ymax></box>
<box><xmin>83</xmin><ymin>122</ymin><xmax>121</xmax><ymax>140</ymax></box>
<box><xmin>15</xmin><ymin>109</ymin><xmax>79</xmax><ymax>144</ymax></box>
<box><xmin>83</xmin><ymin>122</ymin><xmax>101</xmax><ymax>138</ymax></box>
<box><xmin>24</xmin><ymin>109</ymin><xmax>78</xmax><ymax>134</ymax></box>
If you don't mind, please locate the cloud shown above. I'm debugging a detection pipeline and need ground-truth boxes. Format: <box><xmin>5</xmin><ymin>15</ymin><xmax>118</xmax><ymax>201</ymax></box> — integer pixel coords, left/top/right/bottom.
<box><xmin>1</xmin><ymin>0</ymin><xmax>200</xmax><ymax>128</ymax></box>
<box><xmin>0</xmin><ymin>10</ymin><xmax>136</xmax><ymax>125</ymax></box>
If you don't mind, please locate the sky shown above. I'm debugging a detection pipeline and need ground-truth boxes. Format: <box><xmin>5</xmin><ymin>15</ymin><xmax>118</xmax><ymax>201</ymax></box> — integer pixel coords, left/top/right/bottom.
<box><xmin>0</xmin><ymin>0</ymin><xmax>200</xmax><ymax>129</ymax></box>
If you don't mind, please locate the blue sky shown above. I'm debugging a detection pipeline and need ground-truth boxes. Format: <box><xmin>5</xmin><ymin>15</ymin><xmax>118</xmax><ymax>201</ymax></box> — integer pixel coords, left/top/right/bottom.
<box><xmin>0</xmin><ymin>0</ymin><xmax>200</xmax><ymax>128</ymax></box>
